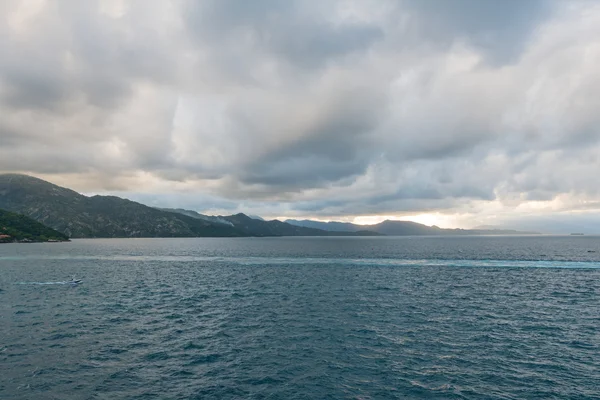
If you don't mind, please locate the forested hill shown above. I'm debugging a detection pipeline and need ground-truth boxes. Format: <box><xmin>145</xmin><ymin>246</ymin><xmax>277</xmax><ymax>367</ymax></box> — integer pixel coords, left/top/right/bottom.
<box><xmin>0</xmin><ymin>174</ymin><xmax>245</xmax><ymax>238</ymax></box>
<box><xmin>0</xmin><ymin>209</ymin><xmax>69</xmax><ymax>242</ymax></box>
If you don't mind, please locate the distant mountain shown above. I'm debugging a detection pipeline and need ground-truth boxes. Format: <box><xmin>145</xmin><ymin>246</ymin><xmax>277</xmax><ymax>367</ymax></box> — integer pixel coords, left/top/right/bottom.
<box><xmin>285</xmin><ymin>219</ymin><xmax>357</xmax><ymax>232</ymax></box>
<box><xmin>247</xmin><ymin>215</ymin><xmax>265</xmax><ymax>221</ymax></box>
<box><xmin>474</xmin><ymin>225</ymin><xmax>502</xmax><ymax>230</ymax></box>
<box><xmin>161</xmin><ymin>210</ymin><xmax>379</xmax><ymax>237</ymax></box>
<box><xmin>0</xmin><ymin>209</ymin><xmax>69</xmax><ymax>242</ymax></box>
<box><xmin>221</xmin><ymin>213</ymin><xmax>379</xmax><ymax>237</ymax></box>
<box><xmin>287</xmin><ymin>218</ymin><xmax>443</xmax><ymax>235</ymax></box>
<box><xmin>0</xmin><ymin>174</ymin><xmax>243</xmax><ymax>238</ymax></box>
<box><xmin>157</xmin><ymin>208</ymin><xmax>234</xmax><ymax>226</ymax></box>
<box><xmin>0</xmin><ymin>174</ymin><xmax>533</xmax><ymax>239</ymax></box>
<box><xmin>0</xmin><ymin>174</ymin><xmax>378</xmax><ymax>238</ymax></box>
<box><xmin>286</xmin><ymin>218</ymin><xmax>538</xmax><ymax>236</ymax></box>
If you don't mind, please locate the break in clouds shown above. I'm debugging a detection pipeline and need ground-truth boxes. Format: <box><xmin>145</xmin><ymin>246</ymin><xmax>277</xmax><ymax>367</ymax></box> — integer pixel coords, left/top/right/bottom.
<box><xmin>1</xmin><ymin>0</ymin><xmax>600</xmax><ymax>229</ymax></box>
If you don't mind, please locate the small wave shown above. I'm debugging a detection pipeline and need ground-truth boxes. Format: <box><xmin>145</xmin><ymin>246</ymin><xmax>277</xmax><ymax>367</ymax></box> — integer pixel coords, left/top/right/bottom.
<box><xmin>187</xmin><ymin>353</ymin><xmax>221</xmax><ymax>365</ymax></box>
<box><xmin>143</xmin><ymin>351</ymin><xmax>171</xmax><ymax>361</ymax></box>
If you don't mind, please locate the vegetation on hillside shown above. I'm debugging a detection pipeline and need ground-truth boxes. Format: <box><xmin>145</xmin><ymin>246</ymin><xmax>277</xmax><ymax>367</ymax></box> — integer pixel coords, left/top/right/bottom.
<box><xmin>0</xmin><ymin>209</ymin><xmax>69</xmax><ymax>242</ymax></box>
<box><xmin>0</xmin><ymin>174</ymin><xmax>244</xmax><ymax>238</ymax></box>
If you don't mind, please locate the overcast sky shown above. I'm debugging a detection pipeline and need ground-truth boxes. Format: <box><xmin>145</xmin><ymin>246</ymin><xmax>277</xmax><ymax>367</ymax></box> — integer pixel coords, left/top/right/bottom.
<box><xmin>1</xmin><ymin>0</ymin><xmax>600</xmax><ymax>231</ymax></box>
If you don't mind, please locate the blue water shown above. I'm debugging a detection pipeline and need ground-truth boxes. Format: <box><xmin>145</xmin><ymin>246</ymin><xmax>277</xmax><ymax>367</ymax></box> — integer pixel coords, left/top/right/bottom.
<box><xmin>1</xmin><ymin>236</ymin><xmax>599</xmax><ymax>399</ymax></box>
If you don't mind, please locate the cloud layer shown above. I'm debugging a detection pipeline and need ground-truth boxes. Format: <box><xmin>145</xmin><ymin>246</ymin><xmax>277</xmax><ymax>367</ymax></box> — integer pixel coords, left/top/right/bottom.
<box><xmin>1</xmin><ymin>0</ymin><xmax>599</xmax><ymax>230</ymax></box>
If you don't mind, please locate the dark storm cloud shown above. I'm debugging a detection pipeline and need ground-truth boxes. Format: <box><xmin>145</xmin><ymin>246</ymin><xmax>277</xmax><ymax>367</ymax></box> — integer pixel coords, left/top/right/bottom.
<box><xmin>1</xmin><ymin>68</ymin><xmax>71</xmax><ymax>111</ymax></box>
<box><xmin>184</xmin><ymin>0</ymin><xmax>384</xmax><ymax>70</ymax></box>
<box><xmin>242</xmin><ymin>156</ymin><xmax>367</xmax><ymax>188</ymax></box>
<box><xmin>239</xmin><ymin>83</ymin><xmax>386</xmax><ymax>188</ymax></box>
<box><xmin>401</xmin><ymin>0</ymin><xmax>554</xmax><ymax>64</ymax></box>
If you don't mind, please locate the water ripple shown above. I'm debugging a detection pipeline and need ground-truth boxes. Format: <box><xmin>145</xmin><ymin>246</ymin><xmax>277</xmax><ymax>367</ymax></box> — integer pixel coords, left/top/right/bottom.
<box><xmin>1</xmin><ymin>237</ymin><xmax>600</xmax><ymax>399</ymax></box>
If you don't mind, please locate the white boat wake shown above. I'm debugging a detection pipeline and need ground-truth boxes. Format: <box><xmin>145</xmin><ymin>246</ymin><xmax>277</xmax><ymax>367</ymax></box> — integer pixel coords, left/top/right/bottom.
<box><xmin>15</xmin><ymin>279</ymin><xmax>83</xmax><ymax>285</ymax></box>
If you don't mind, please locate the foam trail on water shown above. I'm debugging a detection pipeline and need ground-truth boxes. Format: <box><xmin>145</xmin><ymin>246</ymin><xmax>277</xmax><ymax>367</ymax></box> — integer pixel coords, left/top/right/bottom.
<box><xmin>15</xmin><ymin>281</ymin><xmax>79</xmax><ymax>285</ymax></box>
<box><xmin>5</xmin><ymin>256</ymin><xmax>600</xmax><ymax>269</ymax></box>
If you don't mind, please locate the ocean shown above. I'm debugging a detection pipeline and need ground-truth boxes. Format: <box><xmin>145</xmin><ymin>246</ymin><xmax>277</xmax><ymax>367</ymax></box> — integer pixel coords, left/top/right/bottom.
<box><xmin>1</xmin><ymin>236</ymin><xmax>599</xmax><ymax>399</ymax></box>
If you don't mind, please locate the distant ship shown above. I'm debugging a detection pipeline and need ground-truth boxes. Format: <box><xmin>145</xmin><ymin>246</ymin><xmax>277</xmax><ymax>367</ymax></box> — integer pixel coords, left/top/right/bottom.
<box><xmin>570</xmin><ymin>233</ymin><xmax>584</xmax><ymax>236</ymax></box>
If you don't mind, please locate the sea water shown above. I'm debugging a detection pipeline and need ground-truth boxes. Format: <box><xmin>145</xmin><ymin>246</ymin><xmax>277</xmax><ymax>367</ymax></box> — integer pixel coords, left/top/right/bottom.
<box><xmin>1</xmin><ymin>236</ymin><xmax>599</xmax><ymax>399</ymax></box>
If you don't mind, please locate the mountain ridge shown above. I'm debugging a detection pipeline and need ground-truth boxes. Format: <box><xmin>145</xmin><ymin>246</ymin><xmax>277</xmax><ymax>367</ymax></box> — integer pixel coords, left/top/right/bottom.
<box><xmin>155</xmin><ymin>208</ymin><xmax>234</xmax><ymax>226</ymax></box>
<box><xmin>0</xmin><ymin>174</ymin><xmax>379</xmax><ymax>238</ymax></box>
<box><xmin>0</xmin><ymin>174</ymin><xmax>244</xmax><ymax>238</ymax></box>
<box><xmin>161</xmin><ymin>209</ymin><xmax>380</xmax><ymax>237</ymax></box>
<box><xmin>285</xmin><ymin>219</ymin><xmax>538</xmax><ymax>236</ymax></box>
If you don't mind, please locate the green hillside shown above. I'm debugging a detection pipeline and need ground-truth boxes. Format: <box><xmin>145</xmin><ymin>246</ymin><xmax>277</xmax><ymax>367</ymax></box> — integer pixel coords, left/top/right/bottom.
<box><xmin>0</xmin><ymin>174</ymin><xmax>245</xmax><ymax>238</ymax></box>
<box><xmin>0</xmin><ymin>209</ymin><xmax>69</xmax><ymax>242</ymax></box>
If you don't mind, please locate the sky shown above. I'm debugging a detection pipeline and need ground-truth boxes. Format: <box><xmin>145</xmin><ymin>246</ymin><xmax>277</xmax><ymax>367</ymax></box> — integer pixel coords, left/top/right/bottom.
<box><xmin>1</xmin><ymin>0</ymin><xmax>600</xmax><ymax>232</ymax></box>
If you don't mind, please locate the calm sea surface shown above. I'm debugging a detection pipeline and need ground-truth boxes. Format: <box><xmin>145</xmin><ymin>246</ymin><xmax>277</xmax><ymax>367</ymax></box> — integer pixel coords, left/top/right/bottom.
<box><xmin>1</xmin><ymin>236</ymin><xmax>599</xmax><ymax>399</ymax></box>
